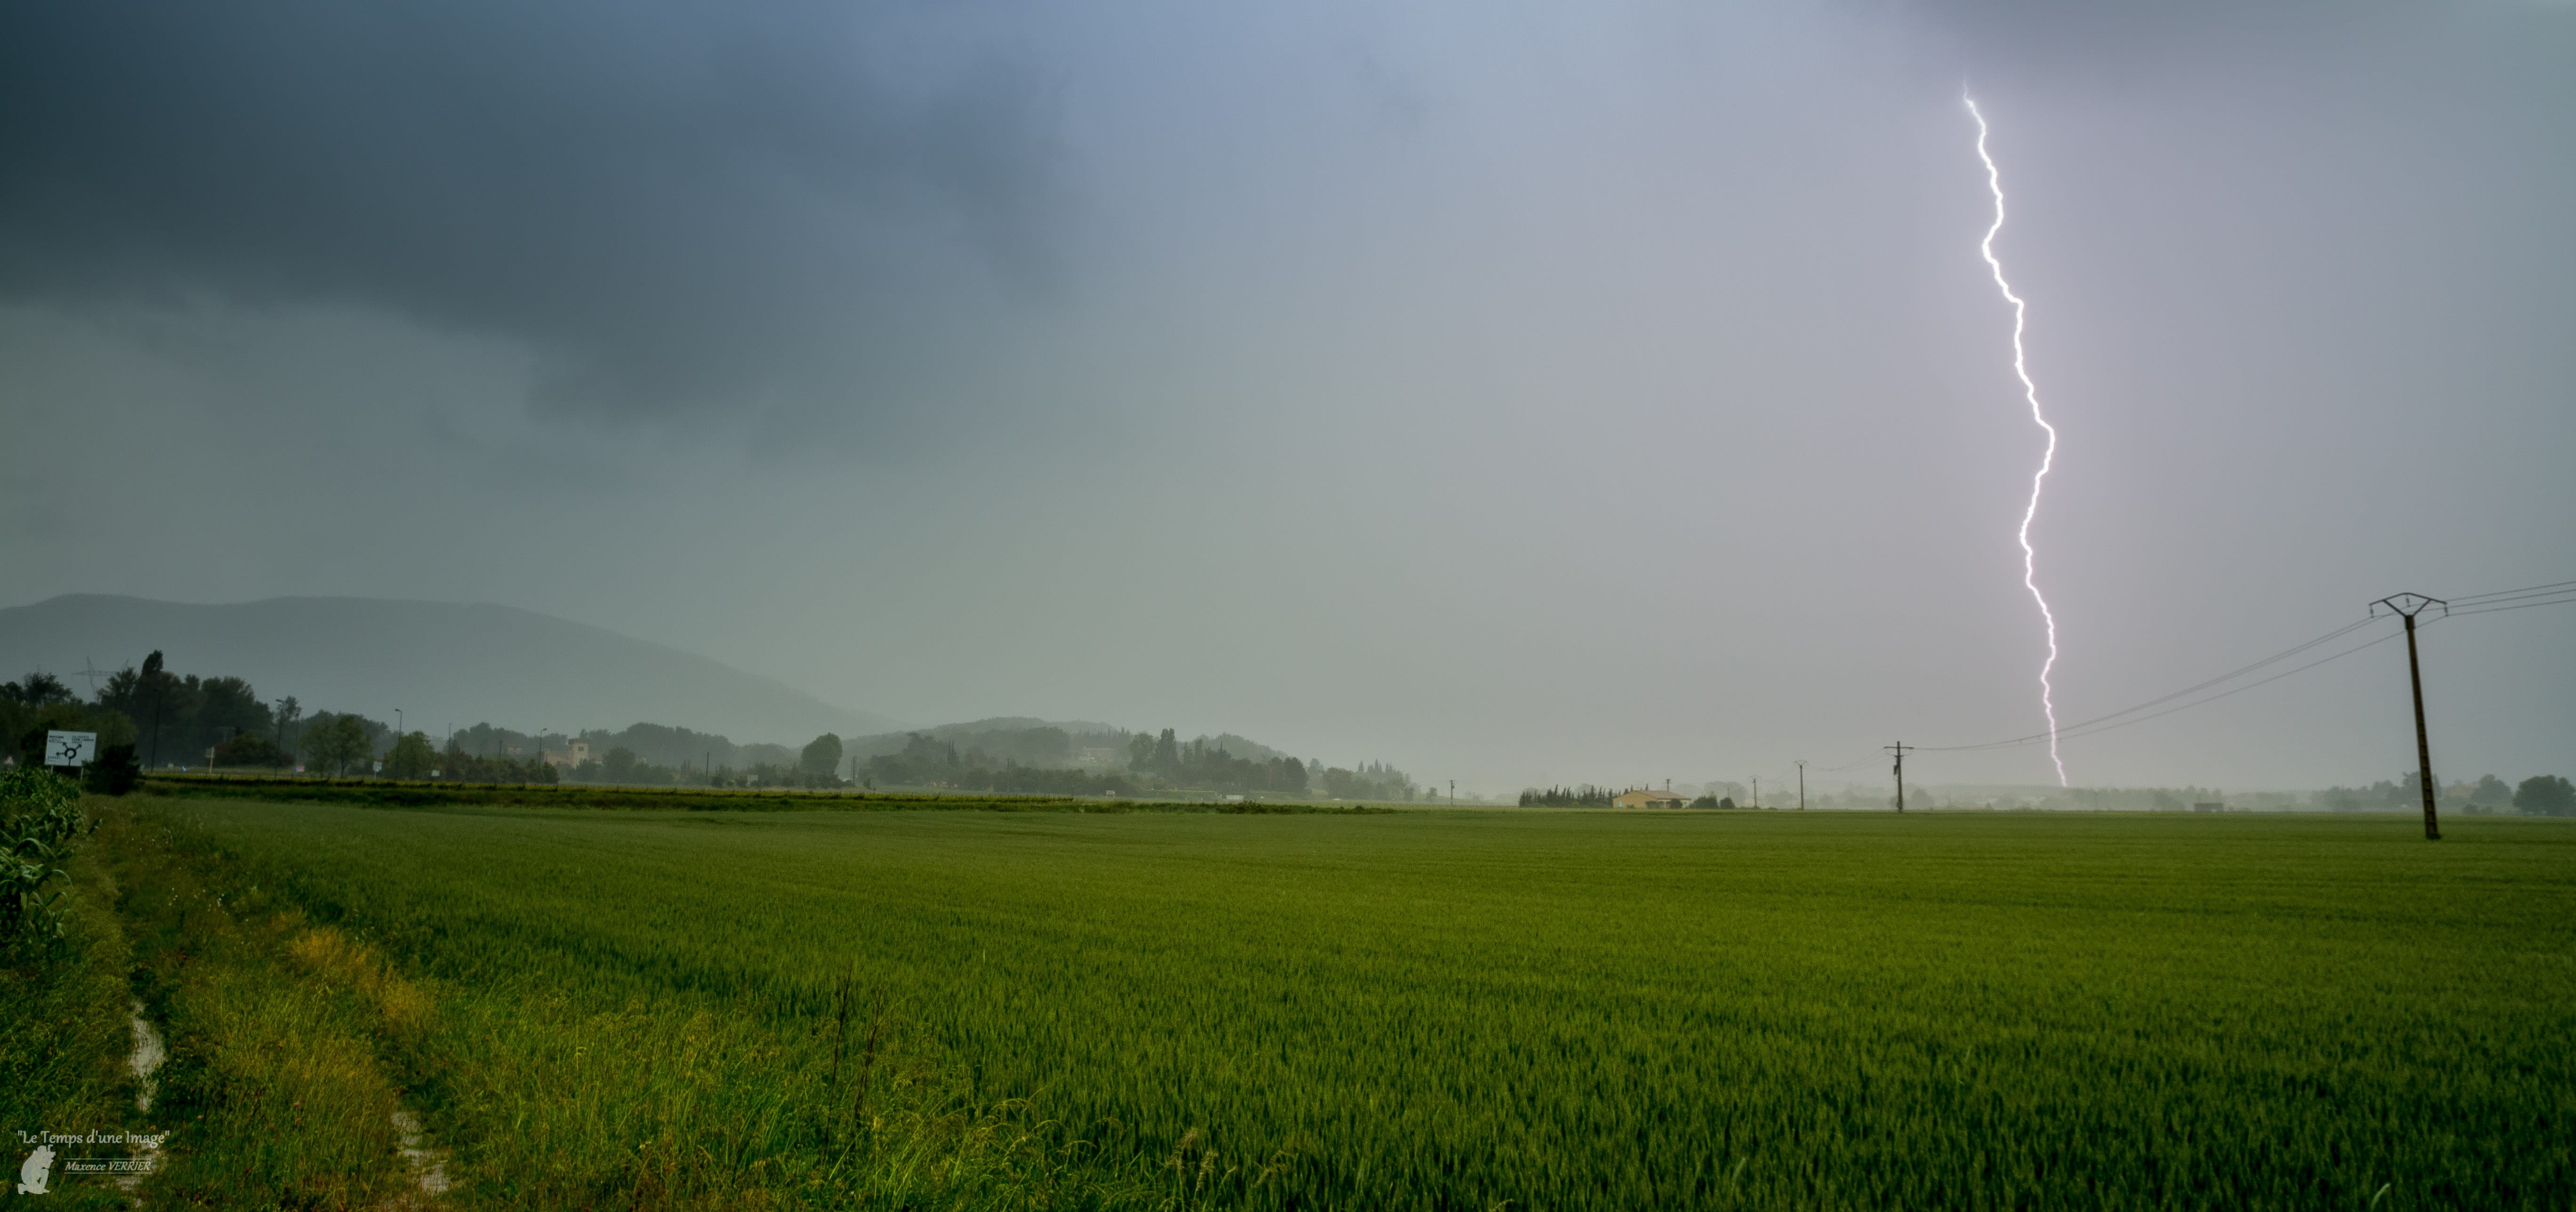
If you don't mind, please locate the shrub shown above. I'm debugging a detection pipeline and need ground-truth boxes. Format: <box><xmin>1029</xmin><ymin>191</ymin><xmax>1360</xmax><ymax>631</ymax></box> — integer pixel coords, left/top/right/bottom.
<box><xmin>87</xmin><ymin>742</ymin><xmax>140</xmax><ymax>796</ymax></box>
<box><xmin>213</xmin><ymin>732</ymin><xmax>294</xmax><ymax>768</ymax></box>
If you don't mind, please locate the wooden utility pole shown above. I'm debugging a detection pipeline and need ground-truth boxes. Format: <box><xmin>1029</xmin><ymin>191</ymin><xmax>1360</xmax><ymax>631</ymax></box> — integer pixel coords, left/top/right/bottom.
<box><xmin>1887</xmin><ymin>743</ymin><xmax>1913</xmax><ymax>813</ymax></box>
<box><xmin>1795</xmin><ymin>760</ymin><xmax>1807</xmax><ymax>811</ymax></box>
<box><xmin>143</xmin><ymin>650</ymin><xmax>167</xmax><ymax>769</ymax></box>
<box><xmin>2373</xmin><ymin>594</ymin><xmax>2448</xmax><ymax>841</ymax></box>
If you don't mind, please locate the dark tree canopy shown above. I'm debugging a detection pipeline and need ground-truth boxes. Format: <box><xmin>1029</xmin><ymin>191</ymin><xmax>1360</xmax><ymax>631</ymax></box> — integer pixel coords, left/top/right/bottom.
<box><xmin>2515</xmin><ymin>775</ymin><xmax>2574</xmax><ymax>817</ymax></box>
<box><xmin>385</xmin><ymin>731</ymin><xmax>438</xmax><ymax>780</ymax></box>
<box><xmin>800</xmin><ymin>733</ymin><xmax>845</xmax><ymax>781</ymax></box>
<box><xmin>0</xmin><ymin>673</ymin><xmax>75</xmax><ymax>707</ymax></box>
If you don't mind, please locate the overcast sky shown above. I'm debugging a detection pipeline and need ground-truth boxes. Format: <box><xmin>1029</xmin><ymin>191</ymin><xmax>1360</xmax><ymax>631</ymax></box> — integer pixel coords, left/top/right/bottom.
<box><xmin>4</xmin><ymin>0</ymin><xmax>2570</xmax><ymax>793</ymax></box>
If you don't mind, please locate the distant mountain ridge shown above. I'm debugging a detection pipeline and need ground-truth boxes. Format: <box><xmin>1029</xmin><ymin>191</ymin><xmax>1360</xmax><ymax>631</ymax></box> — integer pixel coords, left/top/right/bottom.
<box><xmin>0</xmin><ymin>594</ymin><xmax>901</xmax><ymax>745</ymax></box>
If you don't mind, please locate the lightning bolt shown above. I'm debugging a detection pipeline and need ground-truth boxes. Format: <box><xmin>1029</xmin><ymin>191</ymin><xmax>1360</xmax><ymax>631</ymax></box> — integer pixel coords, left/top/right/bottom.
<box><xmin>1966</xmin><ymin>95</ymin><xmax>2067</xmax><ymax>787</ymax></box>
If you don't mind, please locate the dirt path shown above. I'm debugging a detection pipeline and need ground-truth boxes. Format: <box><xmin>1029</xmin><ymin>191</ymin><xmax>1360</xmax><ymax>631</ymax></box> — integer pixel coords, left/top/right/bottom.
<box><xmin>116</xmin><ymin>1000</ymin><xmax>165</xmax><ymax>1193</ymax></box>
<box><xmin>389</xmin><ymin>1109</ymin><xmax>451</xmax><ymax>1203</ymax></box>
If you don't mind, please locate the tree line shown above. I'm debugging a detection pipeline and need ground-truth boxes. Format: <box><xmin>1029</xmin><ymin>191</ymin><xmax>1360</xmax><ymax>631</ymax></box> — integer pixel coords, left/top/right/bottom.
<box><xmin>1517</xmin><ymin>785</ymin><xmax>1741</xmax><ymax>808</ymax></box>
<box><xmin>844</xmin><ymin>728</ymin><xmax>1421</xmax><ymax>800</ymax></box>
<box><xmin>0</xmin><ymin>653</ymin><xmax>562</xmax><ymax>784</ymax></box>
<box><xmin>4</xmin><ymin>654</ymin><xmax>1430</xmax><ymax>801</ymax></box>
<box><xmin>2319</xmin><ymin>771</ymin><xmax>2576</xmax><ymax>816</ymax></box>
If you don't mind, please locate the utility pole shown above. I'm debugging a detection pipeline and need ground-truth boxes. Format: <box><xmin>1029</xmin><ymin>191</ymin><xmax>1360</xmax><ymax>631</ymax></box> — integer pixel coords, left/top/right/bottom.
<box><xmin>2372</xmin><ymin>593</ymin><xmax>2448</xmax><ymax>841</ymax></box>
<box><xmin>142</xmin><ymin>650</ymin><xmax>166</xmax><ymax>769</ymax></box>
<box><xmin>1795</xmin><ymin>760</ymin><xmax>1807</xmax><ymax>811</ymax></box>
<box><xmin>1887</xmin><ymin>743</ymin><xmax>1913</xmax><ymax>813</ymax></box>
<box><xmin>1751</xmin><ymin>776</ymin><xmax>1760</xmax><ymax>810</ymax></box>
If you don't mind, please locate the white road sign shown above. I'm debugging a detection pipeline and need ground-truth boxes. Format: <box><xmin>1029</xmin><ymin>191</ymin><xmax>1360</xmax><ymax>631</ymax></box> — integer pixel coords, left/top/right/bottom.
<box><xmin>44</xmin><ymin>730</ymin><xmax>97</xmax><ymax>767</ymax></box>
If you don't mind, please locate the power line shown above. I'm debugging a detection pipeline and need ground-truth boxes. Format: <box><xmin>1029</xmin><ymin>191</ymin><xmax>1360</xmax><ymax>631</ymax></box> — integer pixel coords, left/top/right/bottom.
<box><xmin>2444</xmin><ymin>592</ymin><xmax>2576</xmax><ymax>620</ymax></box>
<box><xmin>2044</xmin><ymin>630</ymin><xmax>2404</xmax><ymax>745</ymax></box>
<box><xmin>1919</xmin><ymin>583</ymin><xmax>2567</xmax><ymax>755</ymax></box>
<box><xmin>2448</xmin><ymin>577</ymin><xmax>2576</xmax><ymax>605</ymax></box>
<box><xmin>1811</xmin><ymin>752</ymin><xmax>1890</xmax><ymax>773</ymax></box>
<box><xmin>1922</xmin><ymin>615</ymin><xmax>2388</xmax><ymax>751</ymax></box>
<box><xmin>1788</xmin><ymin>578</ymin><xmax>2569</xmax><ymax>784</ymax></box>
<box><xmin>2453</xmin><ymin>587</ymin><xmax>2576</xmax><ymax>606</ymax></box>
<box><xmin>1936</xmin><ymin>628</ymin><xmax>2405</xmax><ymax>752</ymax></box>
<box><xmin>2050</xmin><ymin>618</ymin><xmax>2381</xmax><ymax>735</ymax></box>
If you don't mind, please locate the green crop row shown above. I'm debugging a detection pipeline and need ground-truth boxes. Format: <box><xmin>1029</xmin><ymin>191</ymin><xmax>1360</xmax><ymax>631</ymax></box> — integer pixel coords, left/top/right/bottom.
<box><xmin>122</xmin><ymin>799</ymin><xmax>2576</xmax><ymax>1209</ymax></box>
<box><xmin>137</xmin><ymin>773</ymin><xmax>1393</xmax><ymax>815</ymax></box>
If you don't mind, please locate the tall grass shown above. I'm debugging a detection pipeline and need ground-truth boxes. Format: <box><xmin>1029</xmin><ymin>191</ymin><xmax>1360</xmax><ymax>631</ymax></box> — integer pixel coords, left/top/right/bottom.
<box><xmin>130</xmin><ymin>800</ymin><xmax>2576</xmax><ymax>1209</ymax></box>
<box><xmin>0</xmin><ymin>801</ymin><xmax>137</xmax><ymax>1212</ymax></box>
<box><xmin>98</xmin><ymin>802</ymin><xmax>1130</xmax><ymax>1210</ymax></box>
<box><xmin>104</xmin><ymin>807</ymin><xmax>425</xmax><ymax>1209</ymax></box>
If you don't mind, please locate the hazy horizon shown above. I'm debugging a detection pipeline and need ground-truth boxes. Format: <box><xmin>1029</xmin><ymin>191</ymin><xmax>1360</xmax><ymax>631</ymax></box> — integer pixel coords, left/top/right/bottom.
<box><xmin>5</xmin><ymin>0</ymin><xmax>2570</xmax><ymax>795</ymax></box>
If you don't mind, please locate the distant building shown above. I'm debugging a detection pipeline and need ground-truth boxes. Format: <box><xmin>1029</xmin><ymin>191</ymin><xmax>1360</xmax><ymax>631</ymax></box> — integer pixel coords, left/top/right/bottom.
<box><xmin>2192</xmin><ymin>801</ymin><xmax>2223</xmax><ymax>813</ymax></box>
<box><xmin>1612</xmin><ymin>789</ymin><xmax>1690</xmax><ymax>809</ymax></box>
<box><xmin>1076</xmin><ymin>746</ymin><xmax>1124</xmax><ymax>767</ymax></box>
<box><xmin>544</xmin><ymin>738</ymin><xmax>593</xmax><ymax>768</ymax></box>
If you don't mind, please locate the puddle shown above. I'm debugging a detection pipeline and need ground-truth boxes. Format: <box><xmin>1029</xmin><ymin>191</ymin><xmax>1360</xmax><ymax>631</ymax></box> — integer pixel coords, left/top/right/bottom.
<box><xmin>120</xmin><ymin>1001</ymin><xmax>166</xmax><ymax>1192</ymax></box>
<box><xmin>128</xmin><ymin>1000</ymin><xmax>165</xmax><ymax>1111</ymax></box>
<box><xmin>391</xmin><ymin>1110</ymin><xmax>451</xmax><ymax>1197</ymax></box>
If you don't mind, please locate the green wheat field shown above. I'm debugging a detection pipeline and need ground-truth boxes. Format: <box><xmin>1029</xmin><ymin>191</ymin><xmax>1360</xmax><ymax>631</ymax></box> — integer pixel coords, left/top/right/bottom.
<box><xmin>39</xmin><ymin>797</ymin><xmax>2576</xmax><ymax>1209</ymax></box>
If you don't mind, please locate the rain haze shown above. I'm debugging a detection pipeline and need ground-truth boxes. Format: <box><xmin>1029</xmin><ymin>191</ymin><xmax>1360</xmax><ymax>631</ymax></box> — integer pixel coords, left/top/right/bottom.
<box><xmin>3</xmin><ymin>0</ymin><xmax>2570</xmax><ymax>794</ymax></box>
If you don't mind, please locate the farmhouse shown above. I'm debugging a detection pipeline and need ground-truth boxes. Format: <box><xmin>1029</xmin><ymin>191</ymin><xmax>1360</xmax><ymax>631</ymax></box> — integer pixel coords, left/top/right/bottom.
<box><xmin>1611</xmin><ymin>788</ymin><xmax>1690</xmax><ymax>809</ymax></box>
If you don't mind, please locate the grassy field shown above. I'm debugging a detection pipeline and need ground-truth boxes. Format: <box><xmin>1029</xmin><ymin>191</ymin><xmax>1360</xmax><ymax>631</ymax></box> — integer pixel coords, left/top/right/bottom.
<box><xmin>89</xmin><ymin>799</ymin><xmax>2576</xmax><ymax>1208</ymax></box>
<box><xmin>135</xmin><ymin>772</ymin><xmax>1395</xmax><ymax>813</ymax></box>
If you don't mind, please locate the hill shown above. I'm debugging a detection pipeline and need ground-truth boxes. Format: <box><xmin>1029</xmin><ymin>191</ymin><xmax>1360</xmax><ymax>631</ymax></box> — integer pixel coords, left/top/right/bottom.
<box><xmin>0</xmin><ymin>594</ymin><xmax>900</xmax><ymax>745</ymax></box>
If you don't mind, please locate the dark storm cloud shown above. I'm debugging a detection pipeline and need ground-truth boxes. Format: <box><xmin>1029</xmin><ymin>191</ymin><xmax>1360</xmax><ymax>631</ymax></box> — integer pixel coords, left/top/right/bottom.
<box><xmin>0</xmin><ymin>0</ymin><xmax>1056</xmax><ymax>414</ymax></box>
